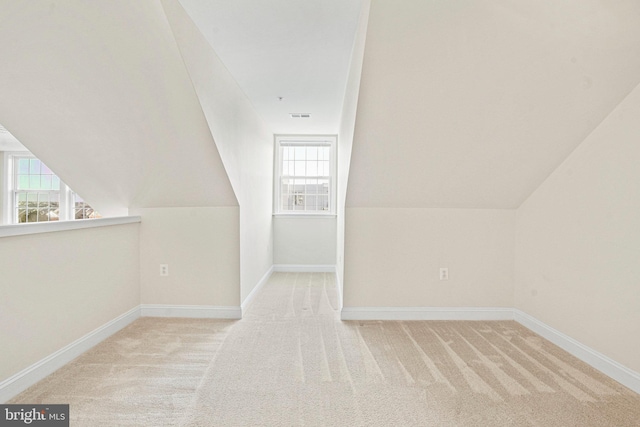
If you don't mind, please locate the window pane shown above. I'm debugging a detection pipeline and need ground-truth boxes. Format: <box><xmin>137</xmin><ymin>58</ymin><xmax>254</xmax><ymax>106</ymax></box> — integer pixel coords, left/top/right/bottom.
<box><xmin>29</xmin><ymin>159</ymin><xmax>40</xmax><ymax>174</ymax></box>
<box><xmin>305</xmin><ymin>195</ymin><xmax>317</xmax><ymax>210</ymax></box>
<box><xmin>18</xmin><ymin>175</ymin><xmax>29</xmax><ymax>190</ymax></box>
<box><xmin>10</xmin><ymin>155</ymin><xmax>99</xmax><ymax>223</ymax></box>
<box><xmin>49</xmin><ymin>206</ymin><xmax>60</xmax><ymax>221</ymax></box>
<box><xmin>305</xmin><ymin>179</ymin><xmax>318</xmax><ymax>194</ymax></box>
<box><xmin>29</xmin><ymin>175</ymin><xmax>40</xmax><ymax>190</ymax></box>
<box><xmin>307</xmin><ymin>161</ymin><xmax>318</xmax><ymax>176</ymax></box>
<box><xmin>318</xmin><ymin>195</ymin><xmax>329</xmax><ymax>211</ymax></box>
<box><xmin>318</xmin><ymin>179</ymin><xmax>330</xmax><ymax>194</ymax></box>
<box><xmin>27</xmin><ymin>208</ymin><xmax>37</xmax><ymax>222</ymax></box>
<box><xmin>72</xmin><ymin>194</ymin><xmax>101</xmax><ymax>219</ymax></box>
<box><xmin>18</xmin><ymin>159</ymin><xmax>29</xmax><ymax>174</ymax></box>
<box><xmin>276</xmin><ymin>139</ymin><xmax>334</xmax><ymax>214</ymax></box>
<box><xmin>321</xmin><ymin>161</ymin><xmax>329</xmax><ymax>176</ymax></box>
<box><xmin>41</xmin><ymin>175</ymin><xmax>52</xmax><ymax>189</ymax></box>
<box><xmin>307</xmin><ymin>147</ymin><xmax>318</xmax><ymax>161</ymax></box>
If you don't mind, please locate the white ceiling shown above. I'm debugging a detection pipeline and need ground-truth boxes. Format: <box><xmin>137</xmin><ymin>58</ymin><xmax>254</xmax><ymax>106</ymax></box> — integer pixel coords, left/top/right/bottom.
<box><xmin>177</xmin><ymin>0</ymin><xmax>363</xmax><ymax>135</ymax></box>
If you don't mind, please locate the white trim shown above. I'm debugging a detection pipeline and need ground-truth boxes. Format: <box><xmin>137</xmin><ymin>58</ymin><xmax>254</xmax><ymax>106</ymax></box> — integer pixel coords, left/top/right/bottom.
<box><xmin>241</xmin><ymin>266</ymin><xmax>273</xmax><ymax>312</ymax></box>
<box><xmin>273</xmin><ymin>213</ymin><xmax>337</xmax><ymax>219</ymax></box>
<box><xmin>341</xmin><ymin>307</ymin><xmax>514</xmax><ymax>321</ymax></box>
<box><xmin>335</xmin><ymin>270</ymin><xmax>343</xmax><ymax>310</ymax></box>
<box><xmin>273</xmin><ymin>134</ymin><xmax>337</xmax><ymax>215</ymax></box>
<box><xmin>0</xmin><ymin>216</ymin><xmax>141</xmax><ymax>238</ymax></box>
<box><xmin>0</xmin><ymin>306</ymin><xmax>140</xmax><ymax>404</ymax></box>
<box><xmin>273</xmin><ymin>264</ymin><xmax>336</xmax><ymax>273</ymax></box>
<box><xmin>514</xmin><ymin>309</ymin><xmax>640</xmax><ymax>394</ymax></box>
<box><xmin>140</xmin><ymin>304</ymin><xmax>241</xmax><ymax>319</ymax></box>
<box><xmin>2</xmin><ymin>151</ymin><xmax>13</xmax><ymax>224</ymax></box>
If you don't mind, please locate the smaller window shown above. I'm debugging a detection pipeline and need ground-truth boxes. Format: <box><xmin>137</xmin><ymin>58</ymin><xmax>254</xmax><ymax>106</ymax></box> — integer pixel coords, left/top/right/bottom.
<box><xmin>74</xmin><ymin>193</ymin><xmax>102</xmax><ymax>220</ymax></box>
<box><xmin>274</xmin><ymin>136</ymin><xmax>336</xmax><ymax>215</ymax></box>
<box><xmin>4</xmin><ymin>153</ymin><xmax>100</xmax><ymax>224</ymax></box>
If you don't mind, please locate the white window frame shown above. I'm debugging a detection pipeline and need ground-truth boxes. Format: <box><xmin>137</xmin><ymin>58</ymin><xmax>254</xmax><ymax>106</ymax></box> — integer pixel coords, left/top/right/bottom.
<box><xmin>3</xmin><ymin>152</ymin><xmax>77</xmax><ymax>224</ymax></box>
<box><xmin>274</xmin><ymin>135</ymin><xmax>337</xmax><ymax>216</ymax></box>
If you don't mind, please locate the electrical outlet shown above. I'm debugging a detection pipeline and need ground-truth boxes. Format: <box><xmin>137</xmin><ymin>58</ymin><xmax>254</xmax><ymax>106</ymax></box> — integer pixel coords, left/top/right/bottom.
<box><xmin>160</xmin><ymin>264</ymin><xmax>169</xmax><ymax>277</ymax></box>
<box><xmin>439</xmin><ymin>267</ymin><xmax>448</xmax><ymax>281</ymax></box>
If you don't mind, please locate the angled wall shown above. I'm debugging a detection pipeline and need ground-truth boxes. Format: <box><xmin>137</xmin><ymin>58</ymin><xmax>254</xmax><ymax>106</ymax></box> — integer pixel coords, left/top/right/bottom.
<box><xmin>343</xmin><ymin>0</ymin><xmax>640</xmax><ymax>310</ymax></box>
<box><xmin>515</xmin><ymin>83</ymin><xmax>640</xmax><ymax>375</ymax></box>
<box><xmin>346</xmin><ymin>0</ymin><xmax>640</xmax><ymax>210</ymax></box>
<box><xmin>0</xmin><ymin>1</ymin><xmax>237</xmax><ymax>215</ymax></box>
<box><xmin>0</xmin><ymin>2</ymin><xmax>244</xmax><ymax>310</ymax></box>
<box><xmin>161</xmin><ymin>0</ymin><xmax>274</xmax><ymax>301</ymax></box>
<box><xmin>336</xmin><ymin>0</ymin><xmax>370</xmax><ymax>304</ymax></box>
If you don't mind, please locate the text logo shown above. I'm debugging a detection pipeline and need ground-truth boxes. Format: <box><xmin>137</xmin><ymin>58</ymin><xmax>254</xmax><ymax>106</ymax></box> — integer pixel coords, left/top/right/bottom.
<box><xmin>0</xmin><ymin>405</ymin><xmax>68</xmax><ymax>426</ymax></box>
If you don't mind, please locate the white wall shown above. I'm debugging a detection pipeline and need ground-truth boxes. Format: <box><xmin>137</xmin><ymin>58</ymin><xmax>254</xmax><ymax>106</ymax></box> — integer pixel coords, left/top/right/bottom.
<box><xmin>344</xmin><ymin>208</ymin><xmax>514</xmax><ymax>308</ymax></box>
<box><xmin>132</xmin><ymin>207</ymin><xmax>240</xmax><ymax>307</ymax></box>
<box><xmin>0</xmin><ymin>1</ymin><xmax>237</xmax><ymax>216</ymax></box>
<box><xmin>274</xmin><ymin>217</ymin><xmax>336</xmax><ymax>266</ymax></box>
<box><xmin>336</xmin><ymin>0</ymin><xmax>370</xmax><ymax>301</ymax></box>
<box><xmin>161</xmin><ymin>0</ymin><xmax>274</xmax><ymax>302</ymax></box>
<box><xmin>346</xmin><ymin>0</ymin><xmax>640</xmax><ymax>209</ymax></box>
<box><xmin>0</xmin><ymin>152</ymin><xmax>4</xmax><ymax>223</ymax></box>
<box><xmin>515</xmin><ymin>83</ymin><xmax>640</xmax><ymax>374</ymax></box>
<box><xmin>0</xmin><ymin>223</ymin><xmax>140</xmax><ymax>384</ymax></box>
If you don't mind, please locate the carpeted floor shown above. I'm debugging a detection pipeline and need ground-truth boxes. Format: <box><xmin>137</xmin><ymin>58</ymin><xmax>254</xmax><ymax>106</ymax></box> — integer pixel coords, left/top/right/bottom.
<box><xmin>11</xmin><ymin>272</ymin><xmax>640</xmax><ymax>426</ymax></box>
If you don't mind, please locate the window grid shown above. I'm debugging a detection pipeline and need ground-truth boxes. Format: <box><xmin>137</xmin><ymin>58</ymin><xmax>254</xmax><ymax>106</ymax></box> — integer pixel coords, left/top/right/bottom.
<box><xmin>74</xmin><ymin>194</ymin><xmax>102</xmax><ymax>220</ymax></box>
<box><xmin>279</xmin><ymin>145</ymin><xmax>332</xmax><ymax>212</ymax></box>
<box><xmin>10</xmin><ymin>155</ymin><xmax>100</xmax><ymax>224</ymax></box>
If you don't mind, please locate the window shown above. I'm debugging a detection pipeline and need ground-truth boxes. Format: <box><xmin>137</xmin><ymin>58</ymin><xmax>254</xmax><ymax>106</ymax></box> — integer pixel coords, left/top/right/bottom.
<box><xmin>274</xmin><ymin>135</ymin><xmax>336</xmax><ymax>214</ymax></box>
<box><xmin>4</xmin><ymin>153</ymin><xmax>100</xmax><ymax>224</ymax></box>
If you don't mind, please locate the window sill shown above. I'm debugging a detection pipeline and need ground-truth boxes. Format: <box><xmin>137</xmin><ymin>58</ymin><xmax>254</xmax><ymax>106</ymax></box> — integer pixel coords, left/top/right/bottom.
<box><xmin>0</xmin><ymin>216</ymin><xmax>141</xmax><ymax>238</ymax></box>
<box><xmin>273</xmin><ymin>213</ymin><xmax>337</xmax><ymax>219</ymax></box>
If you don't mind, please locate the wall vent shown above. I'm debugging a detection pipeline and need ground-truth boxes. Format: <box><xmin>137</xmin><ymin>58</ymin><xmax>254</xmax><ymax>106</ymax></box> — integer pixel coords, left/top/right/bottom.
<box><xmin>289</xmin><ymin>113</ymin><xmax>311</xmax><ymax>118</ymax></box>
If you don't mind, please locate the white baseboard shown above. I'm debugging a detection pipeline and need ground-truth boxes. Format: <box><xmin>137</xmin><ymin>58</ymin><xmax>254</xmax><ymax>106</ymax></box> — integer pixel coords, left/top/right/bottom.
<box><xmin>0</xmin><ymin>306</ymin><xmax>140</xmax><ymax>404</ymax></box>
<box><xmin>514</xmin><ymin>309</ymin><xmax>640</xmax><ymax>395</ymax></box>
<box><xmin>140</xmin><ymin>304</ymin><xmax>241</xmax><ymax>319</ymax></box>
<box><xmin>341</xmin><ymin>307</ymin><xmax>514</xmax><ymax>321</ymax></box>
<box><xmin>273</xmin><ymin>264</ymin><xmax>336</xmax><ymax>273</ymax></box>
<box><xmin>241</xmin><ymin>266</ymin><xmax>273</xmax><ymax>313</ymax></box>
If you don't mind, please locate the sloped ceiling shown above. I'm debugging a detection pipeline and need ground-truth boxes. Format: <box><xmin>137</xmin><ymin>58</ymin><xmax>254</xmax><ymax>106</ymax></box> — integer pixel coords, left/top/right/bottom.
<box><xmin>346</xmin><ymin>0</ymin><xmax>640</xmax><ymax>209</ymax></box>
<box><xmin>177</xmin><ymin>0</ymin><xmax>363</xmax><ymax>134</ymax></box>
<box><xmin>0</xmin><ymin>1</ymin><xmax>237</xmax><ymax>216</ymax></box>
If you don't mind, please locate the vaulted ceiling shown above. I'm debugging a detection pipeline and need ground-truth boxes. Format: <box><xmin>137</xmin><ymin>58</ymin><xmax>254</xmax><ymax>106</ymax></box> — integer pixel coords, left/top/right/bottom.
<box><xmin>177</xmin><ymin>0</ymin><xmax>363</xmax><ymax>135</ymax></box>
<box><xmin>1</xmin><ymin>0</ymin><xmax>639</xmax><ymax>213</ymax></box>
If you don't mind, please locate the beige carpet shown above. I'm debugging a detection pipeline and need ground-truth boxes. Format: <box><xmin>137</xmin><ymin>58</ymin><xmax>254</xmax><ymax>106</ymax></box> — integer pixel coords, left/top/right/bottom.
<box><xmin>11</xmin><ymin>272</ymin><xmax>640</xmax><ymax>426</ymax></box>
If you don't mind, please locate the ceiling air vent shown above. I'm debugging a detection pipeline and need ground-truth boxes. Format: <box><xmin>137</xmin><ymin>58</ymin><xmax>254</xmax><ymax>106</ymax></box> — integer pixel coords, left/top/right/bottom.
<box><xmin>289</xmin><ymin>113</ymin><xmax>311</xmax><ymax>118</ymax></box>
